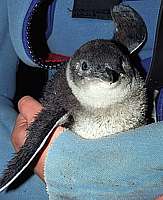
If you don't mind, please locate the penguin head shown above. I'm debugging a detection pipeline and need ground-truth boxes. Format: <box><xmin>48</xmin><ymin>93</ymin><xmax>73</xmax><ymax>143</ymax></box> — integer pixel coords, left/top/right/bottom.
<box><xmin>68</xmin><ymin>39</ymin><xmax>135</xmax><ymax>85</ymax></box>
<box><xmin>66</xmin><ymin>4</ymin><xmax>147</xmax><ymax>108</ymax></box>
<box><xmin>66</xmin><ymin>39</ymin><xmax>138</xmax><ymax>107</ymax></box>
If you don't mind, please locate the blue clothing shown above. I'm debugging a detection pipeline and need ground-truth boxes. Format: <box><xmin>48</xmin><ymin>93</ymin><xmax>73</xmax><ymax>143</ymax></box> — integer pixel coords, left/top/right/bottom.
<box><xmin>45</xmin><ymin>122</ymin><xmax>163</xmax><ymax>200</ymax></box>
<box><xmin>0</xmin><ymin>0</ymin><xmax>162</xmax><ymax>199</ymax></box>
<box><xmin>0</xmin><ymin>0</ymin><xmax>48</xmax><ymax>199</ymax></box>
<box><xmin>7</xmin><ymin>0</ymin><xmax>160</xmax><ymax>65</ymax></box>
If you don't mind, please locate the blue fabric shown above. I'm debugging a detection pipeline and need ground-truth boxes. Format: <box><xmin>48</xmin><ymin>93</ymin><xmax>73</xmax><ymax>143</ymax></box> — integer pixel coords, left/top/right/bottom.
<box><xmin>157</xmin><ymin>89</ymin><xmax>163</xmax><ymax>121</ymax></box>
<box><xmin>45</xmin><ymin>122</ymin><xmax>163</xmax><ymax>200</ymax></box>
<box><xmin>141</xmin><ymin>57</ymin><xmax>152</xmax><ymax>73</ymax></box>
<box><xmin>0</xmin><ymin>0</ymin><xmax>48</xmax><ymax>199</ymax></box>
<box><xmin>0</xmin><ymin>0</ymin><xmax>162</xmax><ymax>199</ymax></box>
<box><xmin>7</xmin><ymin>0</ymin><xmax>161</xmax><ymax>65</ymax></box>
<box><xmin>6</xmin><ymin>0</ymin><xmax>37</xmax><ymax>66</ymax></box>
<box><xmin>0</xmin><ymin>0</ymin><xmax>18</xmax><ymax>134</ymax></box>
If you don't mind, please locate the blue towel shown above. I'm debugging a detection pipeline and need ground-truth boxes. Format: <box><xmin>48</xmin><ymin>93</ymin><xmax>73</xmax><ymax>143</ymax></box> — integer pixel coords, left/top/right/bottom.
<box><xmin>45</xmin><ymin>122</ymin><xmax>163</xmax><ymax>200</ymax></box>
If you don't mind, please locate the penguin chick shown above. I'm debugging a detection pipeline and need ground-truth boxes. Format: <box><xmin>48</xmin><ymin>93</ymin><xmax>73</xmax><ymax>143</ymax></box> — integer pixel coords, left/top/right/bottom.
<box><xmin>67</xmin><ymin>40</ymin><xmax>147</xmax><ymax>139</ymax></box>
<box><xmin>0</xmin><ymin>4</ymin><xmax>149</xmax><ymax>192</ymax></box>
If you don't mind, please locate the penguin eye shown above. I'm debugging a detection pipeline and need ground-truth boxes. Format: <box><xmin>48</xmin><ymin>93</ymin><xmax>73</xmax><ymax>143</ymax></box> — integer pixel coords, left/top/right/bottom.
<box><xmin>81</xmin><ymin>61</ymin><xmax>89</xmax><ymax>71</ymax></box>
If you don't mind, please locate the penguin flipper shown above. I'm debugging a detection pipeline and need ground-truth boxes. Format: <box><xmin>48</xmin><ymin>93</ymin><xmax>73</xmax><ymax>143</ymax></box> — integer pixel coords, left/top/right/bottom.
<box><xmin>0</xmin><ymin>107</ymin><xmax>69</xmax><ymax>192</ymax></box>
<box><xmin>111</xmin><ymin>4</ymin><xmax>147</xmax><ymax>54</ymax></box>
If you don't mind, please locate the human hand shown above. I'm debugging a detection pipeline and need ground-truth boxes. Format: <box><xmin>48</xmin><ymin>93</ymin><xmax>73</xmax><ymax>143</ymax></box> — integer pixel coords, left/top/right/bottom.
<box><xmin>11</xmin><ymin>96</ymin><xmax>64</xmax><ymax>181</ymax></box>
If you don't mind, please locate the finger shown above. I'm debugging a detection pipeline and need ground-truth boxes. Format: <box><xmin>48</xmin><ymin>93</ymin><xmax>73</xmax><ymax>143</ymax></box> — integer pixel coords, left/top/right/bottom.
<box><xmin>14</xmin><ymin>113</ymin><xmax>27</xmax><ymax>128</ymax></box>
<box><xmin>18</xmin><ymin>96</ymin><xmax>43</xmax><ymax>123</ymax></box>
<box><xmin>11</xmin><ymin>114</ymin><xmax>28</xmax><ymax>152</ymax></box>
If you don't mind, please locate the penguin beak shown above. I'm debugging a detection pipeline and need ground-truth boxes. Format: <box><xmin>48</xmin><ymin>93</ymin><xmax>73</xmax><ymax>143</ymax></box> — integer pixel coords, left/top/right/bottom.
<box><xmin>104</xmin><ymin>68</ymin><xmax>120</xmax><ymax>83</ymax></box>
<box><xmin>94</xmin><ymin>65</ymin><xmax>122</xmax><ymax>83</ymax></box>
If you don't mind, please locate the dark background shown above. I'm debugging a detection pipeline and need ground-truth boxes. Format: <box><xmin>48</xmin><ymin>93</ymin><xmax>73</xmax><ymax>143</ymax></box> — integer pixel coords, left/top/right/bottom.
<box><xmin>13</xmin><ymin>61</ymin><xmax>48</xmax><ymax>110</ymax></box>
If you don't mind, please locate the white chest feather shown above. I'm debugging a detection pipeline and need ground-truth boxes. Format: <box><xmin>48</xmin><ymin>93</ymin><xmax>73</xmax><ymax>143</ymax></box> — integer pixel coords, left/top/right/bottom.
<box><xmin>67</xmin><ymin>65</ymin><xmax>147</xmax><ymax>139</ymax></box>
<box><xmin>71</xmin><ymin>99</ymin><xmax>146</xmax><ymax>139</ymax></box>
<box><xmin>72</xmin><ymin>112</ymin><xmax>112</xmax><ymax>139</ymax></box>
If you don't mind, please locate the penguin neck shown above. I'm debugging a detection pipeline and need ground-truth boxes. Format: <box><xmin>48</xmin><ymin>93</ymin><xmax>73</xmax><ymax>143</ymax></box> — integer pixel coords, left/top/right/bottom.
<box><xmin>71</xmin><ymin>88</ymin><xmax>147</xmax><ymax>139</ymax></box>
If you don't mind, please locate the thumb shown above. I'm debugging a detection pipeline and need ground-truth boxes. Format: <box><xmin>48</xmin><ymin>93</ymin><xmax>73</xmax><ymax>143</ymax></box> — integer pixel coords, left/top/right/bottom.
<box><xmin>18</xmin><ymin>96</ymin><xmax>43</xmax><ymax>124</ymax></box>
